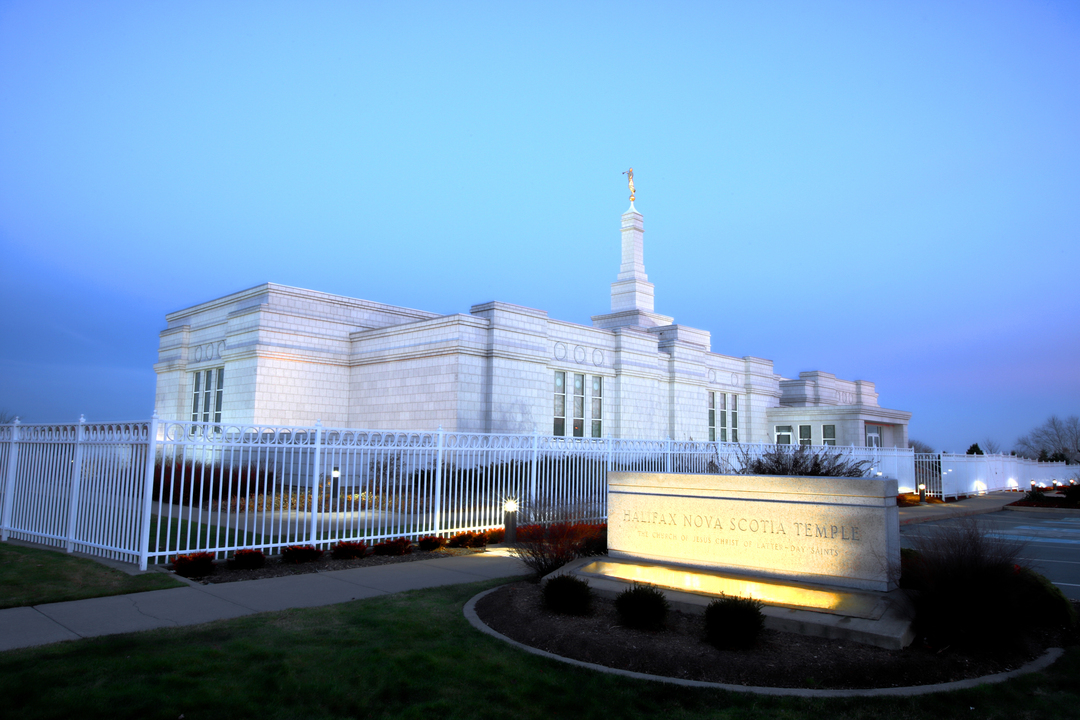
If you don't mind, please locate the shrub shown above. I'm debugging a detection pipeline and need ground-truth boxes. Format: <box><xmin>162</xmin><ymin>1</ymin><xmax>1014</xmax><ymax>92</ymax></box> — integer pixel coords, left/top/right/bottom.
<box><xmin>372</xmin><ymin>537</ymin><xmax>413</xmax><ymax>556</ymax></box>
<box><xmin>331</xmin><ymin>540</ymin><xmax>368</xmax><ymax>560</ymax></box>
<box><xmin>704</xmin><ymin>594</ymin><xmax>765</xmax><ymax>650</ymax></box>
<box><xmin>1024</xmin><ymin>486</ymin><xmax>1047</xmax><ymax>502</ymax></box>
<box><xmin>543</xmin><ymin>574</ymin><xmax>592</xmax><ymax>615</ymax></box>
<box><xmin>512</xmin><ymin>520</ymin><xmax>607</xmax><ymax>578</ymax></box>
<box><xmin>447</xmin><ymin>532</ymin><xmax>477</xmax><ymax>548</ymax></box>
<box><xmin>466</xmin><ymin>531</ymin><xmax>488</xmax><ymax>549</ymax></box>
<box><xmin>281</xmin><ymin>545</ymin><xmax>324</xmax><ymax>564</ymax></box>
<box><xmin>577</xmin><ymin>523</ymin><xmax>607</xmax><ymax>556</ymax></box>
<box><xmin>721</xmin><ymin>444</ymin><xmax>870</xmax><ymax>477</ymax></box>
<box><xmin>228</xmin><ymin>548</ymin><xmax>265</xmax><ymax>570</ymax></box>
<box><xmin>417</xmin><ymin>535</ymin><xmax>447</xmax><ymax>552</ymax></box>
<box><xmin>1063</xmin><ymin>484</ymin><xmax>1080</xmax><ymax>506</ymax></box>
<box><xmin>901</xmin><ymin>518</ymin><xmax>1072</xmax><ymax>650</ymax></box>
<box><xmin>485</xmin><ymin>528</ymin><xmax>505</xmax><ymax>544</ymax></box>
<box><xmin>615</xmin><ymin>584</ymin><xmax>669</xmax><ymax>630</ymax></box>
<box><xmin>173</xmin><ymin>552</ymin><xmax>215</xmax><ymax>578</ymax></box>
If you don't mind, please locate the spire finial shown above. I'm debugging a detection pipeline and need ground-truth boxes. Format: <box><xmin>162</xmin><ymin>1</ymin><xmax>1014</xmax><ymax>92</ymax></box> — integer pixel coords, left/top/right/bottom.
<box><xmin>622</xmin><ymin>167</ymin><xmax>635</xmax><ymax>202</ymax></box>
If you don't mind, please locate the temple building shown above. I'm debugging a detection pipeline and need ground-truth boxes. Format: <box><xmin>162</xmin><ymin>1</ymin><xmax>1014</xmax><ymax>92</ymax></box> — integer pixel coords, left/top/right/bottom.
<box><xmin>153</xmin><ymin>198</ymin><xmax>911</xmax><ymax>447</ymax></box>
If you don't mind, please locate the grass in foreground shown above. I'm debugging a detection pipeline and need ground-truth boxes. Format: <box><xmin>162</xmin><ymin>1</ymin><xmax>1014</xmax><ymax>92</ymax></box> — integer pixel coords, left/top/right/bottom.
<box><xmin>0</xmin><ymin>543</ymin><xmax>182</xmax><ymax>609</ymax></box>
<box><xmin>0</xmin><ymin>579</ymin><xmax>1077</xmax><ymax>720</ymax></box>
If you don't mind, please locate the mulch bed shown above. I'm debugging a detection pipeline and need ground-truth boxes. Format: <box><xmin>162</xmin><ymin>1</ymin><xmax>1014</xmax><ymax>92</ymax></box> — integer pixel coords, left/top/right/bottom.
<box><xmin>172</xmin><ymin>546</ymin><xmax>484</xmax><ymax>584</ymax></box>
<box><xmin>475</xmin><ymin>580</ymin><xmax>1077</xmax><ymax>690</ymax></box>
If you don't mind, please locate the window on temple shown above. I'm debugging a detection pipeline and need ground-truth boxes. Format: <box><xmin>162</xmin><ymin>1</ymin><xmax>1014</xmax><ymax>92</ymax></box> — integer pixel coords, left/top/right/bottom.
<box><xmin>591</xmin><ymin>376</ymin><xmax>603</xmax><ymax>438</ymax></box>
<box><xmin>708</xmin><ymin>392</ymin><xmax>716</xmax><ymax>442</ymax></box>
<box><xmin>775</xmin><ymin>425</ymin><xmax>793</xmax><ymax>444</ymax></box>
<box><xmin>572</xmin><ymin>373</ymin><xmax>585</xmax><ymax>438</ymax></box>
<box><xmin>822</xmin><ymin>425</ymin><xmax>836</xmax><ymax>446</ymax></box>
<box><xmin>799</xmin><ymin>425</ymin><xmax>812</xmax><ymax>446</ymax></box>
<box><xmin>191</xmin><ymin>368</ymin><xmax>224</xmax><ymax>424</ymax></box>
<box><xmin>553</xmin><ymin>371</ymin><xmax>566</xmax><ymax>436</ymax></box>
<box><xmin>730</xmin><ymin>394</ymin><xmax>739</xmax><ymax>442</ymax></box>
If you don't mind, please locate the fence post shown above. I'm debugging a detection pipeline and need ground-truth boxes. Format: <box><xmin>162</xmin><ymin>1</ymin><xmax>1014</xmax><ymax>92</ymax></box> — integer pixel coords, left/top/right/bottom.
<box><xmin>1</xmin><ymin>418</ymin><xmax>20</xmax><ymax>542</ymax></box>
<box><xmin>309</xmin><ymin>421</ymin><xmax>323</xmax><ymax>546</ymax></box>
<box><xmin>433</xmin><ymin>426</ymin><xmax>444</xmax><ymax>536</ymax></box>
<box><xmin>65</xmin><ymin>415</ymin><xmax>87</xmax><ymax>553</ymax></box>
<box><xmin>529</xmin><ymin>429</ymin><xmax>538</xmax><ymax>508</ymax></box>
<box><xmin>138</xmin><ymin>413</ymin><xmax>159</xmax><ymax>571</ymax></box>
<box><xmin>607</xmin><ymin>437</ymin><xmax>614</xmax><ymax>474</ymax></box>
<box><xmin>665</xmin><ymin>438</ymin><xmax>672</xmax><ymax>473</ymax></box>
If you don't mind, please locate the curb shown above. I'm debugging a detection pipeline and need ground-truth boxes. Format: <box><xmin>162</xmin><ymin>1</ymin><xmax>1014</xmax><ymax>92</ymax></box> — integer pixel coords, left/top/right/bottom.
<box><xmin>1002</xmin><ymin>505</ymin><xmax>1080</xmax><ymax>516</ymax></box>
<box><xmin>463</xmin><ymin>587</ymin><xmax>1064</xmax><ymax>698</ymax></box>
<box><xmin>899</xmin><ymin>506</ymin><xmax>1008</xmax><ymax>526</ymax></box>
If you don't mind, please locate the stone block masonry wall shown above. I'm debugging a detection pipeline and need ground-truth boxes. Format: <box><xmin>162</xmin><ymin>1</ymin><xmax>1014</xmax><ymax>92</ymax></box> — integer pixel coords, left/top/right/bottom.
<box><xmin>349</xmin><ymin>355</ymin><xmax>461</xmax><ymax>431</ymax></box>
<box><xmin>252</xmin><ymin>357</ymin><xmax>350</xmax><ymax>427</ymax></box>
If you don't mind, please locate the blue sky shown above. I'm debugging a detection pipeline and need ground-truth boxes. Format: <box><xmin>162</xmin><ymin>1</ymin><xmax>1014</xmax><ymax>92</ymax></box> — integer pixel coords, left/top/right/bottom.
<box><xmin>1</xmin><ymin>0</ymin><xmax>1077</xmax><ymax>452</ymax></box>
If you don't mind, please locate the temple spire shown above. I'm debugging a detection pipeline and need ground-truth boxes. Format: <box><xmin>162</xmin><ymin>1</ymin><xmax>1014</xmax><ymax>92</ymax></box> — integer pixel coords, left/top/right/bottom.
<box><xmin>591</xmin><ymin>177</ymin><xmax>674</xmax><ymax>330</ymax></box>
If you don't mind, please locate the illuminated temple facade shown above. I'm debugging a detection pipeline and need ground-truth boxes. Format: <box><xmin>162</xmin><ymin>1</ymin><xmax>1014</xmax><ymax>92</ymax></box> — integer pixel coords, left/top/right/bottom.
<box><xmin>153</xmin><ymin>202</ymin><xmax>911</xmax><ymax>447</ymax></box>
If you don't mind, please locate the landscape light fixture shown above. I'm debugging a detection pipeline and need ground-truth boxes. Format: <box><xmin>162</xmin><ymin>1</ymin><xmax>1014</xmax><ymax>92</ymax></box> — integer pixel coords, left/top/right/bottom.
<box><xmin>918</xmin><ymin>483</ymin><xmax>926</xmax><ymax>504</ymax></box>
<box><xmin>503</xmin><ymin>497</ymin><xmax>518</xmax><ymax>544</ymax></box>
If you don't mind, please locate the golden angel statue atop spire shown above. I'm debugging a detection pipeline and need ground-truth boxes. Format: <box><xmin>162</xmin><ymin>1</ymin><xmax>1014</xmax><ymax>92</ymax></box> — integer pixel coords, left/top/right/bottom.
<box><xmin>622</xmin><ymin>167</ymin><xmax>635</xmax><ymax>201</ymax></box>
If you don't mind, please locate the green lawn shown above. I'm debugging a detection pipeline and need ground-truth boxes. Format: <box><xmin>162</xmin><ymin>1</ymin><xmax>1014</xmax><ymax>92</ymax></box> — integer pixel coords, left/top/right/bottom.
<box><xmin>0</xmin><ymin>578</ymin><xmax>1076</xmax><ymax>720</ymax></box>
<box><xmin>0</xmin><ymin>543</ymin><xmax>182</xmax><ymax>609</ymax></box>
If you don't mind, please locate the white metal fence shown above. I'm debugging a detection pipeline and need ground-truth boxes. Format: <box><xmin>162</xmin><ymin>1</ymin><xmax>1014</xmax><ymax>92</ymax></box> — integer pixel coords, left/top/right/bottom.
<box><xmin>3</xmin><ymin>417</ymin><xmax>1075</xmax><ymax>569</ymax></box>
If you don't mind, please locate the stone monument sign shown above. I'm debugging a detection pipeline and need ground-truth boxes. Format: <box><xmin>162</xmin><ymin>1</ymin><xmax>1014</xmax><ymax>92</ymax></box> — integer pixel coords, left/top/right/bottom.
<box><xmin>607</xmin><ymin>471</ymin><xmax>900</xmax><ymax>592</ymax></box>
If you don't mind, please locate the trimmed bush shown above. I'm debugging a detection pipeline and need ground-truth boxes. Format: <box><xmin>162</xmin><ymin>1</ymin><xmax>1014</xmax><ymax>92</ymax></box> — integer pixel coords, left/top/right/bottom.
<box><xmin>614</xmin><ymin>584</ymin><xmax>669</xmax><ymax>630</ymax></box>
<box><xmin>543</xmin><ymin>574</ymin><xmax>592</xmax><ymax>615</ymax></box>
<box><xmin>447</xmin><ymin>532</ymin><xmax>477</xmax><ymax>548</ymax></box>
<box><xmin>466</xmin><ymin>532</ymin><xmax>489</xmax><ymax>549</ymax></box>
<box><xmin>173</xmin><ymin>552</ymin><xmax>215</xmax><ymax>578</ymax></box>
<box><xmin>704</xmin><ymin>594</ymin><xmax>765</xmax><ymax>650</ymax></box>
<box><xmin>228</xmin><ymin>548</ymin><xmax>265</xmax><ymax>570</ymax></box>
<box><xmin>331</xmin><ymin>541</ymin><xmax>368</xmax><ymax>560</ymax></box>
<box><xmin>281</xmin><ymin>545</ymin><xmax>323</xmax><ymax>564</ymax></box>
<box><xmin>372</xmin><ymin>537</ymin><xmax>413</xmax><ymax>556</ymax></box>
<box><xmin>417</xmin><ymin>535</ymin><xmax>447</xmax><ymax>552</ymax></box>
<box><xmin>485</xmin><ymin>528</ymin><xmax>505</xmax><ymax>544</ymax></box>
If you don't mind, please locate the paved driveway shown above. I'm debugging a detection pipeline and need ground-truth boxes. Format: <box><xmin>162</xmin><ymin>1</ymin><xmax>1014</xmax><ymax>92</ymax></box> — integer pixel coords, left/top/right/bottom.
<box><xmin>900</xmin><ymin>509</ymin><xmax>1080</xmax><ymax>601</ymax></box>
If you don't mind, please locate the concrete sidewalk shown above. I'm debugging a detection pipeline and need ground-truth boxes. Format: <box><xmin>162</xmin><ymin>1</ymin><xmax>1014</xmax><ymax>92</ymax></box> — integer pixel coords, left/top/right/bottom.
<box><xmin>0</xmin><ymin>548</ymin><xmax>529</xmax><ymax>654</ymax></box>
<box><xmin>897</xmin><ymin>491</ymin><xmax>1020</xmax><ymax>525</ymax></box>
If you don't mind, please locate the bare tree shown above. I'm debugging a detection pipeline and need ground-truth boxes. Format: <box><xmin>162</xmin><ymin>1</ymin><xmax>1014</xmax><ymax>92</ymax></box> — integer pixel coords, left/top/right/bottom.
<box><xmin>1014</xmin><ymin>415</ymin><xmax>1080</xmax><ymax>464</ymax></box>
<box><xmin>0</xmin><ymin>410</ymin><xmax>16</xmax><ymax>425</ymax></box>
<box><xmin>909</xmin><ymin>439</ymin><xmax>934</xmax><ymax>454</ymax></box>
<box><xmin>982</xmin><ymin>438</ymin><xmax>1001</xmax><ymax>455</ymax></box>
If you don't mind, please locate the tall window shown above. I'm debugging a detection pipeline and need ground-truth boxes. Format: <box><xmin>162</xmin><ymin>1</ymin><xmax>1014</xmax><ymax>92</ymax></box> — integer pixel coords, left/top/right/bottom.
<box><xmin>799</xmin><ymin>425</ymin><xmax>812</xmax><ymax>446</ymax></box>
<box><xmin>553</xmin><ymin>371</ymin><xmax>566</xmax><ymax>436</ymax></box>
<box><xmin>822</xmin><ymin>425</ymin><xmax>836</xmax><ymax>446</ymax></box>
<box><xmin>730</xmin><ymin>394</ymin><xmax>739</xmax><ymax>443</ymax></box>
<box><xmin>572</xmin><ymin>373</ymin><xmax>585</xmax><ymax>437</ymax></box>
<box><xmin>714</xmin><ymin>393</ymin><xmax>739</xmax><ymax>442</ymax></box>
<box><xmin>591</xmin><ymin>377</ymin><xmax>603</xmax><ymax>438</ymax></box>
<box><xmin>866</xmin><ymin>424</ymin><xmax>882</xmax><ymax>448</ymax></box>
<box><xmin>775</xmin><ymin>425</ymin><xmax>793</xmax><ymax>444</ymax></box>
<box><xmin>191</xmin><ymin>368</ymin><xmax>224</xmax><ymax>424</ymax></box>
<box><xmin>708</xmin><ymin>392</ymin><xmax>716</xmax><ymax>442</ymax></box>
